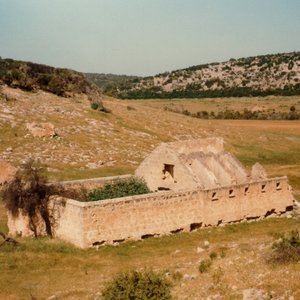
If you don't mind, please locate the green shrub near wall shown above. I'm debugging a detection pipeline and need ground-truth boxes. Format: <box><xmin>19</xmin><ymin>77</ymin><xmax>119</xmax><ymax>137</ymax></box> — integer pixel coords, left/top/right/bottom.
<box><xmin>87</xmin><ymin>177</ymin><xmax>151</xmax><ymax>201</ymax></box>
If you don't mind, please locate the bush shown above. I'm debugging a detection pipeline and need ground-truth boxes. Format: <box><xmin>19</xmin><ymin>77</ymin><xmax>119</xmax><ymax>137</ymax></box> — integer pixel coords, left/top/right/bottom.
<box><xmin>102</xmin><ymin>270</ymin><xmax>173</xmax><ymax>300</ymax></box>
<box><xmin>220</xmin><ymin>247</ymin><xmax>227</xmax><ymax>258</ymax></box>
<box><xmin>269</xmin><ymin>230</ymin><xmax>300</xmax><ymax>264</ymax></box>
<box><xmin>87</xmin><ymin>177</ymin><xmax>151</xmax><ymax>201</ymax></box>
<box><xmin>209</xmin><ymin>251</ymin><xmax>218</xmax><ymax>260</ymax></box>
<box><xmin>211</xmin><ymin>267</ymin><xmax>224</xmax><ymax>286</ymax></box>
<box><xmin>91</xmin><ymin>102</ymin><xmax>99</xmax><ymax>110</ymax></box>
<box><xmin>198</xmin><ymin>259</ymin><xmax>212</xmax><ymax>273</ymax></box>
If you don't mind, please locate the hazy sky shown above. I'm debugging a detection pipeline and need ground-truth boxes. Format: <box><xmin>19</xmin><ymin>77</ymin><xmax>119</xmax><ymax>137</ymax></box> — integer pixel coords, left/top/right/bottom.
<box><xmin>0</xmin><ymin>0</ymin><xmax>300</xmax><ymax>76</ymax></box>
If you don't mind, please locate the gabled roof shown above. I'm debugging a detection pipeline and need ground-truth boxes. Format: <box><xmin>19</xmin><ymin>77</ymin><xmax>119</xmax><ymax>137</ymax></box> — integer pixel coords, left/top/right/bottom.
<box><xmin>135</xmin><ymin>138</ymin><xmax>251</xmax><ymax>191</ymax></box>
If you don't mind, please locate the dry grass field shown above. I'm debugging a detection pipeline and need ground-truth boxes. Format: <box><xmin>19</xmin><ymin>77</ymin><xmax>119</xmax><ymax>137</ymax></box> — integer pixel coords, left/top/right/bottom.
<box><xmin>0</xmin><ymin>205</ymin><xmax>299</xmax><ymax>300</ymax></box>
<box><xmin>1</xmin><ymin>89</ymin><xmax>300</xmax><ymax>299</ymax></box>
<box><xmin>144</xmin><ymin>96</ymin><xmax>300</xmax><ymax>114</ymax></box>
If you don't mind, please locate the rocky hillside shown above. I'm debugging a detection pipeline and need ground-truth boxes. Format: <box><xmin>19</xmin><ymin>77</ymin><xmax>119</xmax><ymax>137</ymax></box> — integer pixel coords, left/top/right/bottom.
<box><xmin>102</xmin><ymin>52</ymin><xmax>300</xmax><ymax>99</ymax></box>
<box><xmin>0</xmin><ymin>57</ymin><xmax>102</xmax><ymax>100</ymax></box>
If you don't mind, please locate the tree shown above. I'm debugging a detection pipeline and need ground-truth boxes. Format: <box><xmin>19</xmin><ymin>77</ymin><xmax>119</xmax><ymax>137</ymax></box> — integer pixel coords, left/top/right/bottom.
<box><xmin>2</xmin><ymin>159</ymin><xmax>53</xmax><ymax>238</ymax></box>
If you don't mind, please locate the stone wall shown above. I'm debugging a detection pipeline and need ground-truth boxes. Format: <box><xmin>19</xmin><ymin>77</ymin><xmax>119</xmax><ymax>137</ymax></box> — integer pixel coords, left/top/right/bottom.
<box><xmin>49</xmin><ymin>174</ymin><xmax>132</xmax><ymax>191</ymax></box>
<box><xmin>46</xmin><ymin>176</ymin><xmax>293</xmax><ymax>248</ymax></box>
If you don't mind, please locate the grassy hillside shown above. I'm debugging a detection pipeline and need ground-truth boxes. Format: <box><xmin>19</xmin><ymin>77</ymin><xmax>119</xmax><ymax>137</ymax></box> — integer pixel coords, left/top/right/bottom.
<box><xmin>95</xmin><ymin>52</ymin><xmax>300</xmax><ymax>99</ymax></box>
<box><xmin>0</xmin><ymin>88</ymin><xmax>300</xmax><ymax>193</ymax></box>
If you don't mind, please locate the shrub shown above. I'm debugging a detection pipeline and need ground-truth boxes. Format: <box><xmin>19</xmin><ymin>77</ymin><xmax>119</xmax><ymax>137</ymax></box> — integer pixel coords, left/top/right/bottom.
<box><xmin>126</xmin><ymin>105</ymin><xmax>136</xmax><ymax>111</ymax></box>
<box><xmin>91</xmin><ymin>102</ymin><xmax>99</xmax><ymax>110</ymax></box>
<box><xmin>269</xmin><ymin>230</ymin><xmax>300</xmax><ymax>264</ymax></box>
<box><xmin>288</xmin><ymin>61</ymin><xmax>294</xmax><ymax>70</ymax></box>
<box><xmin>209</xmin><ymin>251</ymin><xmax>218</xmax><ymax>260</ymax></box>
<box><xmin>87</xmin><ymin>177</ymin><xmax>151</xmax><ymax>201</ymax></box>
<box><xmin>211</xmin><ymin>267</ymin><xmax>224</xmax><ymax>286</ymax></box>
<box><xmin>220</xmin><ymin>247</ymin><xmax>227</xmax><ymax>258</ymax></box>
<box><xmin>171</xmin><ymin>271</ymin><xmax>183</xmax><ymax>282</ymax></box>
<box><xmin>102</xmin><ymin>270</ymin><xmax>173</xmax><ymax>300</ymax></box>
<box><xmin>2</xmin><ymin>159</ymin><xmax>53</xmax><ymax>237</ymax></box>
<box><xmin>198</xmin><ymin>259</ymin><xmax>212</xmax><ymax>273</ymax></box>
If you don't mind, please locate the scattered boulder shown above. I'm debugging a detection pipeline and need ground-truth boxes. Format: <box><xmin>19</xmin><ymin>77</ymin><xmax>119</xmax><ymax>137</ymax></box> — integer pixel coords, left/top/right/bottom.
<box><xmin>183</xmin><ymin>273</ymin><xmax>197</xmax><ymax>281</ymax></box>
<box><xmin>294</xmin><ymin>200</ymin><xmax>300</xmax><ymax>214</ymax></box>
<box><xmin>26</xmin><ymin>122</ymin><xmax>57</xmax><ymax>138</ymax></box>
<box><xmin>197</xmin><ymin>246</ymin><xmax>205</xmax><ymax>253</ymax></box>
<box><xmin>250</xmin><ymin>163</ymin><xmax>268</xmax><ymax>181</ymax></box>
<box><xmin>204</xmin><ymin>240</ymin><xmax>210</xmax><ymax>248</ymax></box>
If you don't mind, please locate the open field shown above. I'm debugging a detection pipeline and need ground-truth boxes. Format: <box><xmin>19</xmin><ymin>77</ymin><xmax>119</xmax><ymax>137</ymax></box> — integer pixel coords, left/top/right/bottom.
<box><xmin>1</xmin><ymin>90</ymin><xmax>300</xmax><ymax>299</ymax></box>
<box><xmin>0</xmin><ymin>201</ymin><xmax>299</xmax><ymax>300</ymax></box>
<box><xmin>141</xmin><ymin>96</ymin><xmax>300</xmax><ymax>114</ymax></box>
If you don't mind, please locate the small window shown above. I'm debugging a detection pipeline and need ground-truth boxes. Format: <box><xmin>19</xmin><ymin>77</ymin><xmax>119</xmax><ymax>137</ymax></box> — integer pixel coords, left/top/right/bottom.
<box><xmin>244</xmin><ymin>186</ymin><xmax>249</xmax><ymax>195</ymax></box>
<box><xmin>212</xmin><ymin>192</ymin><xmax>218</xmax><ymax>201</ymax></box>
<box><xmin>261</xmin><ymin>184</ymin><xmax>266</xmax><ymax>193</ymax></box>
<box><xmin>229</xmin><ymin>189</ymin><xmax>235</xmax><ymax>198</ymax></box>
<box><xmin>276</xmin><ymin>182</ymin><xmax>281</xmax><ymax>191</ymax></box>
<box><xmin>163</xmin><ymin>164</ymin><xmax>174</xmax><ymax>179</ymax></box>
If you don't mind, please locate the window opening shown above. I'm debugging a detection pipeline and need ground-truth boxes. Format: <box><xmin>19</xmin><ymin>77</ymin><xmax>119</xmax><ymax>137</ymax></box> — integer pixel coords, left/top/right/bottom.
<box><xmin>212</xmin><ymin>192</ymin><xmax>218</xmax><ymax>201</ymax></box>
<box><xmin>229</xmin><ymin>189</ymin><xmax>235</xmax><ymax>198</ymax></box>
<box><xmin>276</xmin><ymin>182</ymin><xmax>281</xmax><ymax>190</ymax></box>
<box><xmin>162</xmin><ymin>164</ymin><xmax>174</xmax><ymax>179</ymax></box>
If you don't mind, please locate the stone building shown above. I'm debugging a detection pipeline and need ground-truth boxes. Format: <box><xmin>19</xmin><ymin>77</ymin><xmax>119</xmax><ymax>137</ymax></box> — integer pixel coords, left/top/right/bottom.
<box><xmin>6</xmin><ymin>138</ymin><xmax>294</xmax><ymax>248</ymax></box>
<box><xmin>135</xmin><ymin>138</ymin><xmax>263</xmax><ymax>192</ymax></box>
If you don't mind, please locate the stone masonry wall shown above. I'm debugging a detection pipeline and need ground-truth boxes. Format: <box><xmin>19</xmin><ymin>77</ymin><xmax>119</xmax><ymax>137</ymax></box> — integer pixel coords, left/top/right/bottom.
<box><xmin>49</xmin><ymin>174</ymin><xmax>132</xmax><ymax>191</ymax></box>
<box><xmin>49</xmin><ymin>176</ymin><xmax>293</xmax><ymax>248</ymax></box>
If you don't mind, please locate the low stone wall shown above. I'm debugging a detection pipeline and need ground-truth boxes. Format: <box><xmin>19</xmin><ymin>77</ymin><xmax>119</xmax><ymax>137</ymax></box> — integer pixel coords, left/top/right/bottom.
<box><xmin>47</xmin><ymin>176</ymin><xmax>293</xmax><ymax>248</ymax></box>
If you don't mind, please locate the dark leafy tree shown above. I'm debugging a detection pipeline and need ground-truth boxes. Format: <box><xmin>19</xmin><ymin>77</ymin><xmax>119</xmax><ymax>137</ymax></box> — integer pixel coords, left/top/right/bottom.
<box><xmin>2</xmin><ymin>159</ymin><xmax>53</xmax><ymax>238</ymax></box>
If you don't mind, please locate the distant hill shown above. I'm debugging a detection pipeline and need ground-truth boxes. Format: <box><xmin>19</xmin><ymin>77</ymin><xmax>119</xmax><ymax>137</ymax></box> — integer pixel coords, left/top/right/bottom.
<box><xmin>92</xmin><ymin>52</ymin><xmax>300</xmax><ymax>99</ymax></box>
<box><xmin>85</xmin><ymin>73</ymin><xmax>141</xmax><ymax>96</ymax></box>
<box><xmin>0</xmin><ymin>57</ymin><xmax>101</xmax><ymax>98</ymax></box>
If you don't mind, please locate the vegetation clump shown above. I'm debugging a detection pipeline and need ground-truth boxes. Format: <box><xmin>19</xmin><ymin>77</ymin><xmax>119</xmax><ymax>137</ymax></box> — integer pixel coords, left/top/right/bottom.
<box><xmin>91</xmin><ymin>101</ymin><xmax>99</xmax><ymax>110</ymax></box>
<box><xmin>269</xmin><ymin>230</ymin><xmax>300</xmax><ymax>264</ymax></box>
<box><xmin>102</xmin><ymin>270</ymin><xmax>173</xmax><ymax>300</ymax></box>
<box><xmin>87</xmin><ymin>177</ymin><xmax>151</xmax><ymax>201</ymax></box>
<box><xmin>2</xmin><ymin>159</ymin><xmax>53</xmax><ymax>238</ymax></box>
<box><xmin>0</xmin><ymin>57</ymin><xmax>101</xmax><ymax>97</ymax></box>
<box><xmin>211</xmin><ymin>267</ymin><xmax>224</xmax><ymax>286</ymax></box>
<box><xmin>209</xmin><ymin>251</ymin><xmax>218</xmax><ymax>260</ymax></box>
<box><xmin>165</xmin><ymin>106</ymin><xmax>300</xmax><ymax>120</ymax></box>
<box><xmin>198</xmin><ymin>259</ymin><xmax>212</xmax><ymax>273</ymax></box>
